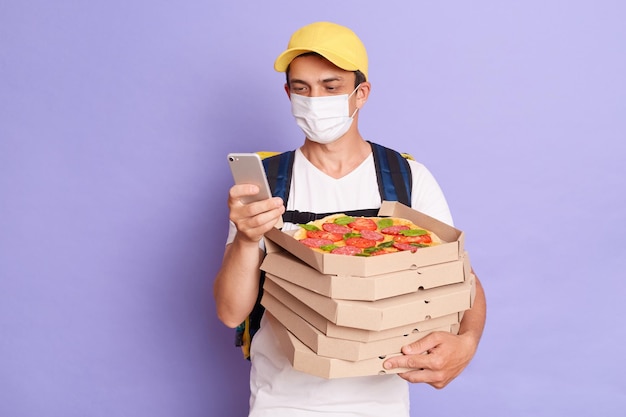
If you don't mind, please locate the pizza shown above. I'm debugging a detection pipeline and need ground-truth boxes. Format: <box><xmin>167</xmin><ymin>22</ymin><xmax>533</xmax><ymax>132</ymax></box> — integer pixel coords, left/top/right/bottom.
<box><xmin>293</xmin><ymin>213</ymin><xmax>442</xmax><ymax>256</ymax></box>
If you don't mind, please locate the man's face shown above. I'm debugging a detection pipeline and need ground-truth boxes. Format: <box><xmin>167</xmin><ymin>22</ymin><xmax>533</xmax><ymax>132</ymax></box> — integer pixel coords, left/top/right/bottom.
<box><xmin>286</xmin><ymin>54</ymin><xmax>358</xmax><ymax>98</ymax></box>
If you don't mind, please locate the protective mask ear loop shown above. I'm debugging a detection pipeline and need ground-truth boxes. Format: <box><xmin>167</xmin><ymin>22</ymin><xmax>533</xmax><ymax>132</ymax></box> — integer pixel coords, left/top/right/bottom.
<box><xmin>349</xmin><ymin>84</ymin><xmax>362</xmax><ymax>118</ymax></box>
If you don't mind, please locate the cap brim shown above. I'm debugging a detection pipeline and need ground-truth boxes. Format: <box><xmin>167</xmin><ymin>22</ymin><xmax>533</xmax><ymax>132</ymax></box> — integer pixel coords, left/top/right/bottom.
<box><xmin>274</xmin><ymin>48</ymin><xmax>360</xmax><ymax>74</ymax></box>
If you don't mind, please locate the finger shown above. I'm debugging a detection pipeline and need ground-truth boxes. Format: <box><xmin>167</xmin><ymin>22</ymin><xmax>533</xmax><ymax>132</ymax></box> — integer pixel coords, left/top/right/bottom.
<box><xmin>231</xmin><ymin>200</ymin><xmax>284</xmax><ymax>242</ymax></box>
<box><xmin>229</xmin><ymin>184</ymin><xmax>260</xmax><ymax>204</ymax></box>
<box><xmin>396</xmin><ymin>368</ymin><xmax>432</xmax><ymax>384</ymax></box>
<box><xmin>229</xmin><ymin>189</ymin><xmax>283</xmax><ymax>219</ymax></box>
<box><xmin>383</xmin><ymin>352</ymin><xmax>432</xmax><ymax>371</ymax></box>
<box><xmin>401</xmin><ymin>333</ymin><xmax>440</xmax><ymax>355</ymax></box>
<box><xmin>396</xmin><ymin>369</ymin><xmax>449</xmax><ymax>389</ymax></box>
<box><xmin>247</xmin><ymin>204</ymin><xmax>285</xmax><ymax>230</ymax></box>
<box><xmin>385</xmin><ymin>331</ymin><xmax>457</xmax><ymax>370</ymax></box>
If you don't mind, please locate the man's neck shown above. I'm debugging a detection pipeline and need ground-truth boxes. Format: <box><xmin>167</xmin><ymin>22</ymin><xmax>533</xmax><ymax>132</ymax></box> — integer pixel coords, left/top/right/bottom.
<box><xmin>300</xmin><ymin>133</ymin><xmax>371</xmax><ymax>179</ymax></box>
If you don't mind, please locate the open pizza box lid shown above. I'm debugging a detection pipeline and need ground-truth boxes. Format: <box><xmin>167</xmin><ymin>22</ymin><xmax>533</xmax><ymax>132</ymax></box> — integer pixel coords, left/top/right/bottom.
<box><xmin>265</xmin><ymin>201</ymin><xmax>464</xmax><ymax>277</ymax></box>
<box><xmin>267</xmin><ymin>312</ymin><xmax>412</xmax><ymax>379</ymax></box>
<box><xmin>262</xmin><ymin>276</ymin><xmax>462</xmax><ymax>342</ymax></box>
<box><xmin>260</xmin><ymin>249</ymin><xmax>470</xmax><ymax>301</ymax></box>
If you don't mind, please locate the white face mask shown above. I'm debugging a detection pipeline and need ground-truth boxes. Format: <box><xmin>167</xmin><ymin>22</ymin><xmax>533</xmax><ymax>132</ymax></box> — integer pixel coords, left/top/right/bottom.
<box><xmin>290</xmin><ymin>85</ymin><xmax>360</xmax><ymax>144</ymax></box>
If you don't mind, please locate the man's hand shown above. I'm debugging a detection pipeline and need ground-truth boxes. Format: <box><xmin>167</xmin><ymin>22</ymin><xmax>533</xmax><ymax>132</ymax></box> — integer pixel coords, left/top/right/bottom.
<box><xmin>383</xmin><ymin>330</ymin><xmax>479</xmax><ymax>389</ymax></box>
<box><xmin>384</xmin><ymin>274</ymin><xmax>486</xmax><ymax>388</ymax></box>
<box><xmin>228</xmin><ymin>184</ymin><xmax>284</xmax><ymax>243</ymax></box>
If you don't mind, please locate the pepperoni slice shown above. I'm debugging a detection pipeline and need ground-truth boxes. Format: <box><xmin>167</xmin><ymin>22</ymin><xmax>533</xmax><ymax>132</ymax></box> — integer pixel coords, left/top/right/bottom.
<box><xmin>322</xmin><ymin>223</ymin><xmax>352</xmax><ymax>235</ymax></box>
<box><xmin>300</xmin><ymin>237</ymin><xmax>334</xmax><ymax>248</ymax></box>
<box><xmin>348</xmin><ymin>218</ymin><xmax>378</xmax><ymax>231</ymax></box>
<box><xmin>307</xmin><ymin>230</ymin><xmax>344</xmax><ymax>242</ymax></box>
<box><xmin>345</xmin><ymin>237</ymin><xmax>377</xmax><ymax>249</ymax></box>
<box><xmin>359</xmin><ymin>229</ymin><xmax>384</xmax><ymax>241</ymax></box>
<box><xmin>394</xmin><ymin>234</ymin><xmax>432</xmax><ymax>244</ymax></box>
<box><xmin>392</xmin><ymin>242</ymin><xmax>419</xmax><ymax>253</ymax></box>
<box><xmin>331</xmin><ymin>246</ymin><xmax>362</xmax><ymax>256</ymax></box>
<box><xmin>381</xmin><ymin>225</ymin><xmax>410</xmax><ymax>235</ymax></box>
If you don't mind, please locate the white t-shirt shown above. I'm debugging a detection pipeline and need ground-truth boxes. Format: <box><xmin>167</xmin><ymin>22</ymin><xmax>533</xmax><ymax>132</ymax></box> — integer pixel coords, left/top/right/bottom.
<box><xmin>226</xmin><ymin>148</ymin><xmax>453</xmax><ymax>417</ymax></box>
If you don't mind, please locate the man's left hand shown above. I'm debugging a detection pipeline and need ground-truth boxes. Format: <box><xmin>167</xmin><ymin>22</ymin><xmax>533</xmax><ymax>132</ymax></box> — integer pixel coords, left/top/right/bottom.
<box><xmin>383</xmin><ymin>330</ymin><xmax>478</xmax><ymax>389</ymax></box>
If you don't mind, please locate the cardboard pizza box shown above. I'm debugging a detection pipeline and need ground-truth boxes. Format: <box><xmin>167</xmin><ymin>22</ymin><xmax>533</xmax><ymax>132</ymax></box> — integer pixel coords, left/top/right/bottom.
<box><xmin>262</xmin><ymin>281</ymin><xmax>462</xmax><ymax>342</ymax></box>
<box><xmin>267</xmin><ymin>312</ymin><xmax>412</xmax><ymax>379</ymax></box>
<box><xmin>264</xmin><ymin>274</ymin><xmax>474</xmax><ymax>331</ymax></box>
<box><xmin>263</xmin><ymin>291</ymin><xmax>454</xmax><ymax>362</ymax></box>
<box><xmin>260</xmin><ymin>249</ymin><xmax>468</xmax><ymax>301</ymax></box>
<box><xmin>264</xmin><ymin>201</ymin><xmax>464</xmax><ymax>277</ymax></box>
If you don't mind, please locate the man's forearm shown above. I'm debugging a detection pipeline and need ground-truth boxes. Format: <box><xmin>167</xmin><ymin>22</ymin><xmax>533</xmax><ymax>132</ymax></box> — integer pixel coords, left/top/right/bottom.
<box><xmin>213</xmin><ymin>236</ymin><xmax>265</xmax><ymax>328</ymax></box>
<box><xmin>458</xmin><ymin>273</ymin><xmax>486</xmax><ymax>345</ymax></box>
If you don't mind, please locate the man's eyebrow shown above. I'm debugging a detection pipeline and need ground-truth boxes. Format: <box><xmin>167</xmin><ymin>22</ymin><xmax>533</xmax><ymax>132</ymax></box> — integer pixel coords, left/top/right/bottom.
<box><xmin>289</xmin><ymin>77</ymin><xmax>343</xmax><ymax>85</ymax></box>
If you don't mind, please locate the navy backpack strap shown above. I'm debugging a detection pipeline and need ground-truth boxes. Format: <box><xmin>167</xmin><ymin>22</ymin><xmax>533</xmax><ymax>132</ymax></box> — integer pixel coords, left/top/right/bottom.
<box><xmin>262</xmin><ymin>151</ymin><xmax>295</xmax><ymax>202</ymax></box>
<box><xmin>369</xmin><ymin>141</ymin><xmax>412</xmax><ymax>206</ymax></box>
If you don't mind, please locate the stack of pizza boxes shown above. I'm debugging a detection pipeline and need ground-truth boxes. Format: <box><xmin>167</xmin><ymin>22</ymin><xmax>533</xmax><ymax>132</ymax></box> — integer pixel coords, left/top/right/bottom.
<box><xmin>261</xmin><ymin>201</ymin><xmax>477</xmax><ymax>379</ymax></box>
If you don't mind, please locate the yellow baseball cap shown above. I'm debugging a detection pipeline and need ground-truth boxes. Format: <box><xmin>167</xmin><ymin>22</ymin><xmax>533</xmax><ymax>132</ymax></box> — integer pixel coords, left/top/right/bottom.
<box><xmin>274</xmin><ymin>22</ymin><xmax>368</xmax><ymax>80</ymax></box>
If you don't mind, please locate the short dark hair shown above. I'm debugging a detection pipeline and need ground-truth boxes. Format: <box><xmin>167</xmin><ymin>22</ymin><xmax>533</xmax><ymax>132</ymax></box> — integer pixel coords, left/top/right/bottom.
<box><xmin>286</xmin><ymin>52</ymin><xmax>366</xmax><ymax>89</ymax></box>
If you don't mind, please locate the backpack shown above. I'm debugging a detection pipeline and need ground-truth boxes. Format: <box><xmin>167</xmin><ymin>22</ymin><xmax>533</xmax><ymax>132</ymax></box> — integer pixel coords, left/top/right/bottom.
<box><xmin>235</xmin><ymin>141</ymin><xmax>414</xmax><ymax>359</ymax></box>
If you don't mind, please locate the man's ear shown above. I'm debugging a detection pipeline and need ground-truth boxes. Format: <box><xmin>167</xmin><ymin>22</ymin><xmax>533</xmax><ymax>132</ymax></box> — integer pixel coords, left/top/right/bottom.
<box><xmin>284</xmin><ymin>83</ymin><xmax>291</xmax><ymax>99</ymax></box>
<box><xmin>356</xmin><ymin>82</ymin><xmax>371</xmax><ymax>108</ymax></box>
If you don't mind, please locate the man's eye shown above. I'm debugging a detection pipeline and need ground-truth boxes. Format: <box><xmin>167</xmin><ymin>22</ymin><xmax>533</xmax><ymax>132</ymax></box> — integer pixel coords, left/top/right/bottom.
<box><xmin>326</xmin><ymin>85</ymin><xmax>345</xmax><ymax>93</ymax></box>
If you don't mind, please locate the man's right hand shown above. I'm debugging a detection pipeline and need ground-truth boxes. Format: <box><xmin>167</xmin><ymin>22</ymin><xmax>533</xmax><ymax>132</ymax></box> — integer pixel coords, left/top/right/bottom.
<box><xmin>228</xmin><ymin>184</ymin><xmax>285</xmax><ymax>243</ymax></box>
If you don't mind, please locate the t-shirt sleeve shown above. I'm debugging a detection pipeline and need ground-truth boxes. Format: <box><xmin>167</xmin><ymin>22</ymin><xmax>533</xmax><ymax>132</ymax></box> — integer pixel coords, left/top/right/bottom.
<box><xmin>408</xmin><ymin>160</ymin><xmax>454</xmax><ymax>226</ymax></box>
<box><xmin>225</xmin><ymin>220</ymin><xmax>237</xmax><ymax>245</ymax></box>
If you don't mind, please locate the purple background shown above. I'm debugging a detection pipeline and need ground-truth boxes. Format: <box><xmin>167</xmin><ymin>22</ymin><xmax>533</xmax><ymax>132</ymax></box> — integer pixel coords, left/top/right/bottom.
<box><xmin>1</xmin><ymin>1</ymin><xmax>625</xmax><ymax>416</ymax></box>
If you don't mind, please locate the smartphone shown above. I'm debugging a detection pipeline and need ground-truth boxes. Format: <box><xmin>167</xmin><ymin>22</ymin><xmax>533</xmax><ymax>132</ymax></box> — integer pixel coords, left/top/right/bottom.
<box><xmin>227</xmin><ymin>153</ymin><xmax>273</xmax><ymax>204</ymax></box>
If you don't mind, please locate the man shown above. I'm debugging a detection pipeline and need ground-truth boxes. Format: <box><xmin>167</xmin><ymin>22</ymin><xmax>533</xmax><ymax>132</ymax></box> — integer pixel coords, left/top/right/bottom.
<box><xmin>214</xmin><ymin>21</ymin><xmax>486</xmax><ymax>416</ymax></box>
